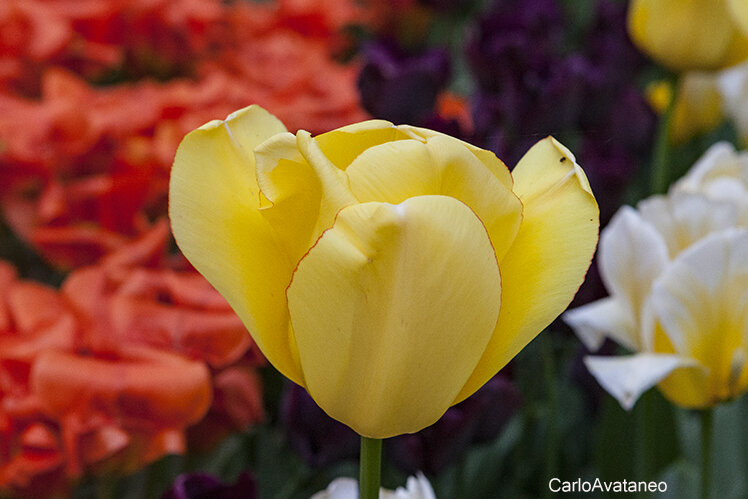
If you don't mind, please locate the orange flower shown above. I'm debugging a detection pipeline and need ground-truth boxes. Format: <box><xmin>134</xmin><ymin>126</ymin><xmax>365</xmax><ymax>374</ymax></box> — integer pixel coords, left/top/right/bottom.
<box><xmin>0</xmin><ymin>223</ymin><xmax>265</xmax><ymax>496</ymax></box>
<box><xmin>0</xmin><ymin>0</ymin><xmax>226</xmax><ymax>91</ymax></box>
<box><xmin>1</xmin><ymin>67</ymin><xmax>365</xmax><ymax>269</ymax></box>
<box><xmin>0</xmin><ymin>70</ymin><xmax>171</xmax><ymax>268</ymax></box>
<box><xmin>437</xmin><ymin>92</ymin><xmax>474</xmax><ymax>135</ymax></box>
<box><xmin>0</xmin><ymin>0</ymin><xmax>72</xmax><ymax>94</ymax></box>
<box><xmin>1</xmin><ymin>0</ymin><xmax>368</xmax><ymax>92</ymax></box>
<box><xmin>275</xmin><ymin>0</ymin><xmax>366</xmax><ymax>38</ymax></box>
<box><xmin>62</xmin><ymin>221</ymin><xmax>266</xmax><ymax>446</ymax></box>
<box><xmin>33</xmin><ymin>348</ymin><xmax>212</xmax><ymax>475</ymax></box>
<box><xmin>207</xmin><ymin>28</ymin><xmax>368</xmax><ymax>133</ymax></box>
<box><xmin>0</xmin><ymin>262</ymin><xmax>211</xmax><ymax>496</ymax></box>
<box><xmin>186</xmin><ymin>364</ymin><xmax>265</xmax><ymax>451</ymax></box>
<box><xmin>0</xmin><ymin>0</ymin><xmax>369</xmax><ymax>269</ymax></box>
<box><xmin>62</xmin><ymin>221</ymin><xmax>258</xmax><ymax>369</ymax></box>
<box><xmin>0</xmin><ymin>263</ymin><xmax>77</xmax><ymax>496</ymax></box>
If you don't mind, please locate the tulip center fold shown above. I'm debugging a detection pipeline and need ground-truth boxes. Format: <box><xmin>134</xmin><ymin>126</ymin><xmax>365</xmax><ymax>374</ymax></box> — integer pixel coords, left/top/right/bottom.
<box><xmin>286</xmin><ymin>195</ymin><xmax>502</xmax><ymax>438</ymax></box>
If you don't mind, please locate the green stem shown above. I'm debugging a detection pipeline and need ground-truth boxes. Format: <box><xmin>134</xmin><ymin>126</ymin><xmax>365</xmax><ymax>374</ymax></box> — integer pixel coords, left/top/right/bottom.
<box><xmin>541</xmin><ymin>335</ymin><xmax>559</xmax><ymax>499</ymax></box>
<box><xmin>650</xmin><ymin>77</ymin><xmax>678</xmax><ymax>194</ymax></box>
<box><xmin>701</xmin><ymin>408</ymin><xmax>713</xmax><ymax>499</ymax></box>
<box><xmin>635</xmin><ymin>393</ymin><xmax>653</xmax><ymax>499</ymax></box>
<box><xmin>360</xmin><ymin>436</ymin><xmax>382</xmax><ymax>499</ymax></box>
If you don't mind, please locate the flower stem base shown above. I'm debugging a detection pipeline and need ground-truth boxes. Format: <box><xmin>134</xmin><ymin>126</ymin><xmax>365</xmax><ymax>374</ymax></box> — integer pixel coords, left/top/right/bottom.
<box><xmin>360</xmin><ymin>436</ymin><xmax>382</xmax><ymax>499</ymax></box>
<box><xmin>701</xmin><ymin>408</ymin><xmax>713</xmax><ymax>499</ymax></box>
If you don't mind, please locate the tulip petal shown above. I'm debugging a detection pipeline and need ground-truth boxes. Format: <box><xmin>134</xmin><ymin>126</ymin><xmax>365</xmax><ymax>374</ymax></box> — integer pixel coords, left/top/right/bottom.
<box><xmin>314</xmin><ymin>120</ymin><xmax>416</xmax><ymax>170</ymax></box>
<box><xmin>311</xmin><ymin>478</ymin><xmax>360</xmax><ymax>499</ymax></box>
<box><xmin>669</xmin><ymin>72</ymin><xmax>724</xmax><ymax>144</ymax></box>
<box><xmin>563</xmin><ymin>297</ymin><xmax>637</xmax><ymax>352</ymax></box>
<box><xmin>346</xmin><ymin>135</ymin><xmax>523</xmax><ymax>263</ymax></box>
<box><xmin>296</xmin><ymin>130</ymin><xmax>359</xmax><ymax>233</ymax></box>
<box><xmin>32</xmin><ymin>348</ymin><xmax>212</xmax><ymax>425</ymax></box>
<box><xmin>254</xmin><ymin>133</ymin><xmax>323</xmax><ymax>263</ymax></box>
<box><xmin>651</xmin><ymin>228</ymin><xmax>748</xmax><ymax>402</ymax></box>
<box><xmin>598</xmin><ymin>206</ymin><xmax>669</xmax><ymax>346</ymax></box>
<box><xmin>638</xmin><ymin>192</ymin><xmax>738</xmax><ymax>257</ymax></box>
<box><xmin>456</xmin><ymin>137</ymin><xmax>598</xmax><ymax>402</ymax></box>
<box><xmin>563</xmin><ymin>199</ymin><xmax>685</xmax><ymax>352</ymax></box>
<box><xmin>382</xmin><ymin>473</ymin><xmax>437</xmax><ymax>499</ymax></box>
<box><xmin>170</xmin><ymin>105</ymin><xmax>305</xmax><ymax>384</ymax></box>
<box><xmin>628</xmin><ymin>0</ymin><xmax>736</xmax><ymax>70</ymax></box>
<box><xmin>728</xmin><ymin>0</ymin><xmax>748</xmax><ymax>37</ymax></box>
<box><xmin>287</xmin><ymin>196</ymin><xmax>501</xmax><ymax>438</ymax></box>
<box><xmin>399</xmin><ymin>125</ymin><xmax>514</xmax><ymax>190</ymax></box>
<box><xmin>585</xmin><ymin>354</ymin><xmax>698</xmax><ymax>410</ymax></box>
<box><xmin>672</xmin><ymin>141</ymin><xmax>748</xmax><ymax>210</ymax></box>
<box><xmin>675</xmin><ymin>142</ymin><xmax>744</xmax><ymax>188</ymax></box>
<box><xmin>716</xmin><ymin>67</ymin><xmax>748</xmax><ymax>146</ymax></box>
<box><xmin>254</xmin><ymin>129</ymin><xmax>362</xmax><ymax>256</ymax></box>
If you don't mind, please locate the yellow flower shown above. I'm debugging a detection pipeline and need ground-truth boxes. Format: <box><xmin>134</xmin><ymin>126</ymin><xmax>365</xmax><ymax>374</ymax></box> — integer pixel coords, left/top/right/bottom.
<box><xmin>565</xmin><ymin>143</ymin><xmax>748</xmax><ymax>409</ymax></box>
<box><xmin>169</xmin><ymin>105</ymin><xmax>598</xmax><ymax>438</ymax></box>
<box><xmin>646</xmin><ymin>74</ymin><xmax>724</xmax><ymax>144</ymax></box>
<box><xmin>628</xmin><ymin>0</ymin><xmax>748</xmax><ymax>71</ymax></box>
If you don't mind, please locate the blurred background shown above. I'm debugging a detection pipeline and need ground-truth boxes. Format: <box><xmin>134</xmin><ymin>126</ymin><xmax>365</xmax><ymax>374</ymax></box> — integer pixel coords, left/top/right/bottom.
<box><xmin>1</xmin><ymin>0</ymin><xmax>747</xmax><ymax>497</ymax></box>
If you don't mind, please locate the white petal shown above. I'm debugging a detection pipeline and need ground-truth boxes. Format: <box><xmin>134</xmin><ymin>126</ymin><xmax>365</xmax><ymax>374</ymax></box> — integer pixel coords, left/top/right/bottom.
<box><xmin>585</xmin><ymin>354</ymin><xmax>697</xmax><ymax>410</ymax></box>
<box><xmin>310</xmin><ymin>478</ymin><xmax>359</xmax><ymax>499</ymax></box>
<box><xmin>718</xmin><ymin>63</ymin><xmax>748</xmax><ymax>142</ymax></box>
<box><xmin>312</xmin><ymin>474</ymin><xmax>436</xmax><ymax>499</ymax></box>
<box><xmin>699</xmin><ymin>177</ymin><xmax>748</xmax><ymax>209</ymax></box>
<box><xmin>563</xmin><ymin>297</ymin><xmax>638</xmax><ymax>352</ymax></box>
<box><xmin>597</xmin><ymin>206</ymin><xmax>669</xmax><ymax>349</ymax></box>
<box><xmin>382</xmin><ymin>473</ymin><xmax>437</xmax><ymax>499</ymax></box>
<box><xmin>637</xmin><ymin>191</ymin><xmax>738</xmax><ymax>257</ymax></box>
<box><xmin>673</xmin><ymin>141</ymin><xmax>748</xmax><ymax>196</ymax></box>
<box><xmin>651</xmin><ymin>228</ymin><xmax>748</xmax><ymax>367</ymax></box>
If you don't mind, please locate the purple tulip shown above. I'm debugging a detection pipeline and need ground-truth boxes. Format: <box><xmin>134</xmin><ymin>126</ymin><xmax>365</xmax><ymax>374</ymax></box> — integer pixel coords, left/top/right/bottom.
<box><xmin>280</xmin><ymin>383</ymin><xmax>359</xmax><ymax>468</ymax></box>
<box><xmin>466</xmin><ymin>0</ymin><xmax>563</xmax><ymax>93</ymax></box>
<box><xmin>387</xmin><ymin>374</ymin><xmax>521</xmax><ymax>475</ymax></box>
<box><xmin>162</xmin><ymin>471</ymin><xmax>256</xmax><ymax>499</ymax></box>
<box><xmin>418</xmin><ymin>0</ymin><xmax>474</xmax><ymax>12</ymax></box>
<box><xmin>569</xmin><ymin>336</ymin><xmax>619</xmax><ymax>411</ymax></box>
<box><xmin>467</xmin><ymin>0</ymin><xmax>654</xmax><ymax>209</ymax></box>
<box><xmin>358</xmin><ymin>40</ymin><xmax>450</xmax><ymax>124</ymax></box>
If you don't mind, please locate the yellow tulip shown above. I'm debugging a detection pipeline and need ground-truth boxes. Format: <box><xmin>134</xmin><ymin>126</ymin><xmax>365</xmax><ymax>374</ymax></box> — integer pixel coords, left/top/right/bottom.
<box><xmin>646</xmin><ymin>74</ymin><xmax>724</xmax><ymax>144</ymax></box>
<box><xmin>169</xmin><ymin>105</ymin><xmax>598</xmax><ymax>438</ymax></box>
<box><xmin>565</xmin><ymin>142</ymin><xmax>748</xmax><ymax>409</ymax></box>
<box><xmin>628</xmin><ymin>0</ymin><xmax>748</xmax><ymax>71</ymax></box>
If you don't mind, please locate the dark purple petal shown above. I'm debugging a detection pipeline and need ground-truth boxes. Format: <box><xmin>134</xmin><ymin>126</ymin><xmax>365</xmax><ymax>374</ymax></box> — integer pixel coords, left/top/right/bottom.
<box><xmin>280</xmin><ymin>383</ymin><xmax>359</xmax><ymax>468</ymax></box>
<box><xmin>466</xmin><ymin>0</ymin><xmax>655</xmax><ymax>235</ymax></box>
<box><xmin>387</xmin><ymin>374</ymin><xmax>521</xmax><ymax>475</ymax></box>
<box><xmin>418</xmin><ymin>114</ymin><xmax>467</xmax><ymax>140</ymax></box>
<box><xmin>466</xmin><ymin>0</ymin><xmax>563</xmax><ymax>93</ymax></box>
<box><xmin>162</xmin><ymin>471</ymin><xmax>256</xmax><ymax>499</ymax></box>
<box><xmin>469</xmin><ymin>375</ymin><xmax>522</xmax><ymax>444</ymax></box>
<box><xmin>358</xmin><ymin>40</ymin><xmax>451</xmax><ymax>124</ymax></box>
<box><xmin>418</xmin><ymin>0</ymin><xmax>474</xmax><ymax>12</ymax></box>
